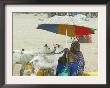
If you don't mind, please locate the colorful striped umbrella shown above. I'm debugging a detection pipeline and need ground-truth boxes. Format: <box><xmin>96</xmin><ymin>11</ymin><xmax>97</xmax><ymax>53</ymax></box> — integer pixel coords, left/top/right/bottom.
<box><xmin>37</xmin><ymin>24</ymin><xmax>94</xmax><ymax>37</ymax></box>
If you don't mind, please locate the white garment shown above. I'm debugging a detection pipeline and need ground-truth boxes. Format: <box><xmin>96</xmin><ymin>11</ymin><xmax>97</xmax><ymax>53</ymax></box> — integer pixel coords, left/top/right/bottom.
<box><xmin>29</xmin><ymin>53</ymin><xmax>63</xmax><ymax>75</ymax></box>
<box><xmin>38</xmin><ymin>47</ymin><xmax>51</xmax><ymax>54</ymax></box>
<box><xmin>55</xmin><ymin>47</ymin><xmax>64</xmax><ymax>53</ymax></box>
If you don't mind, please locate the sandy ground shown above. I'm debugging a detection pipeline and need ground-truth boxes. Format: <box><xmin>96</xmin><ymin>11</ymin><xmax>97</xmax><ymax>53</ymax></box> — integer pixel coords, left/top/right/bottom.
<box><xmin>13</xmin><ymin>13</ymin><xmax>98</xmax><ymax>75</ymax></box>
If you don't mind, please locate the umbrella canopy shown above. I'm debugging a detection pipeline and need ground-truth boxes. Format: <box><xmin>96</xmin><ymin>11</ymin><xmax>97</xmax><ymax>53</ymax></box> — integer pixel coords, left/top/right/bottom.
<box><xmin>37</xmin><ymin>24</ymin><xmax>94</xmax><ymax>37</ymax></box>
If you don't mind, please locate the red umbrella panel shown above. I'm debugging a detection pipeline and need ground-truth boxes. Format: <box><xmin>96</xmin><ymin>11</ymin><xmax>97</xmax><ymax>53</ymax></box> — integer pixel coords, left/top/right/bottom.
<box><xmin>74</xmin><ymin>25</ymin><xmax>95</xmax><ymax>36</ymax></box>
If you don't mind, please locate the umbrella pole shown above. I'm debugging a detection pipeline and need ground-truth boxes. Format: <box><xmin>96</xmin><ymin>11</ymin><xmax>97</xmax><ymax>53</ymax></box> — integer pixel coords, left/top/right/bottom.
<box><xmin>66</xmin><ymin>29</ymin><xmax>68</xmax><ymax>47</ymax></box>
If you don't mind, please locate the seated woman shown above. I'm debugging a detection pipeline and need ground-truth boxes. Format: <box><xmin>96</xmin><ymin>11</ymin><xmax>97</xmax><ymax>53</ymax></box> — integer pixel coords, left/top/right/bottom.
<box><xmin>56</xmin><ymin>48</ymin><xmax>78</xmax><ymax>76</ymax></box>
<box><xmin>56</xmin><ymin>48</ymin><xmax>70</xmax><ymax>76</ymax></box>
<box><xmin>70</xmin><ymin>41</ymin><xmax>85</xmax><ymax>76</ymax></box>
<box><xmin>56</xmin><ymin>41</ymin><xmax>85</xmax><ymax>76</ymax></box>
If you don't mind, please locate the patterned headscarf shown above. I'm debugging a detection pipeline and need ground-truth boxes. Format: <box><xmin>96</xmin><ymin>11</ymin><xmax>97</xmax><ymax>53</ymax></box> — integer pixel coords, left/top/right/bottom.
<box><xmin>71</xmin><ymin>41</ymin><xmax>80</xmax><ymax>47</ymax></box>
<box><xmin>70</xmin><ymin>41</ymin><xmax>80</xmax><ymax>52</ymax></box>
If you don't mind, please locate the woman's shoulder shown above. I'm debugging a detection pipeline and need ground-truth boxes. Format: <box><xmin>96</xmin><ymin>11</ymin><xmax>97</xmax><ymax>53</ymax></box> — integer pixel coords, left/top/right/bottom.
<box><xmin>74</xmin><ymin>51</ymin><xmax>84</xmax><ymax>59</ymax></box>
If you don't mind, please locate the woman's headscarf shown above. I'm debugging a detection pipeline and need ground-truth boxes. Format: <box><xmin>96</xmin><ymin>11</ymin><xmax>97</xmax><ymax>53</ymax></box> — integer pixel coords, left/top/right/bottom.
<box><xmin>70</xmin><ymin>41</ymin><xmax>80</xmax><ymax>52</ymax></box>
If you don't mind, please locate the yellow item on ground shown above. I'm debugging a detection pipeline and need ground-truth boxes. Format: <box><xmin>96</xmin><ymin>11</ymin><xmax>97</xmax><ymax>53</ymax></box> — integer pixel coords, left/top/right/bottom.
<box><xmin>25</xmin><ymin>63</ymin><xmax>33</xmax><ymax>70</ymax></box>
<box><xmin>35</xmin><ymin>70</ymin><xmax>45</xmax><ymax>76</ymax></box>
<box><xmin>23</xmin><ymin>63</ymin><xmax>33</xmax><ymax>76</ymax></box>
<box><xmin>81</xmin><ymin>72</ymin><xmax>98</xmax><ymax>76</ymax></box>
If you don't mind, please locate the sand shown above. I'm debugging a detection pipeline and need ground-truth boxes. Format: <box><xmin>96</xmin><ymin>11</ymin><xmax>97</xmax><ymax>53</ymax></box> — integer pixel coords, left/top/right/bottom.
<box><xmin>13</xmin><ymin>13</ymin><xmax>98</xmax><ymax>74</ymax></box>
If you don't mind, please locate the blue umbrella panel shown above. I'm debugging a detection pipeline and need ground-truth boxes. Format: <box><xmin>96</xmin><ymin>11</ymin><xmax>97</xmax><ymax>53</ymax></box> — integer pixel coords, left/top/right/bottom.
<box><xmin>37</xmin><ymin>24</ymin><xmax>58</xmax><ymax>33</ymax></box>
